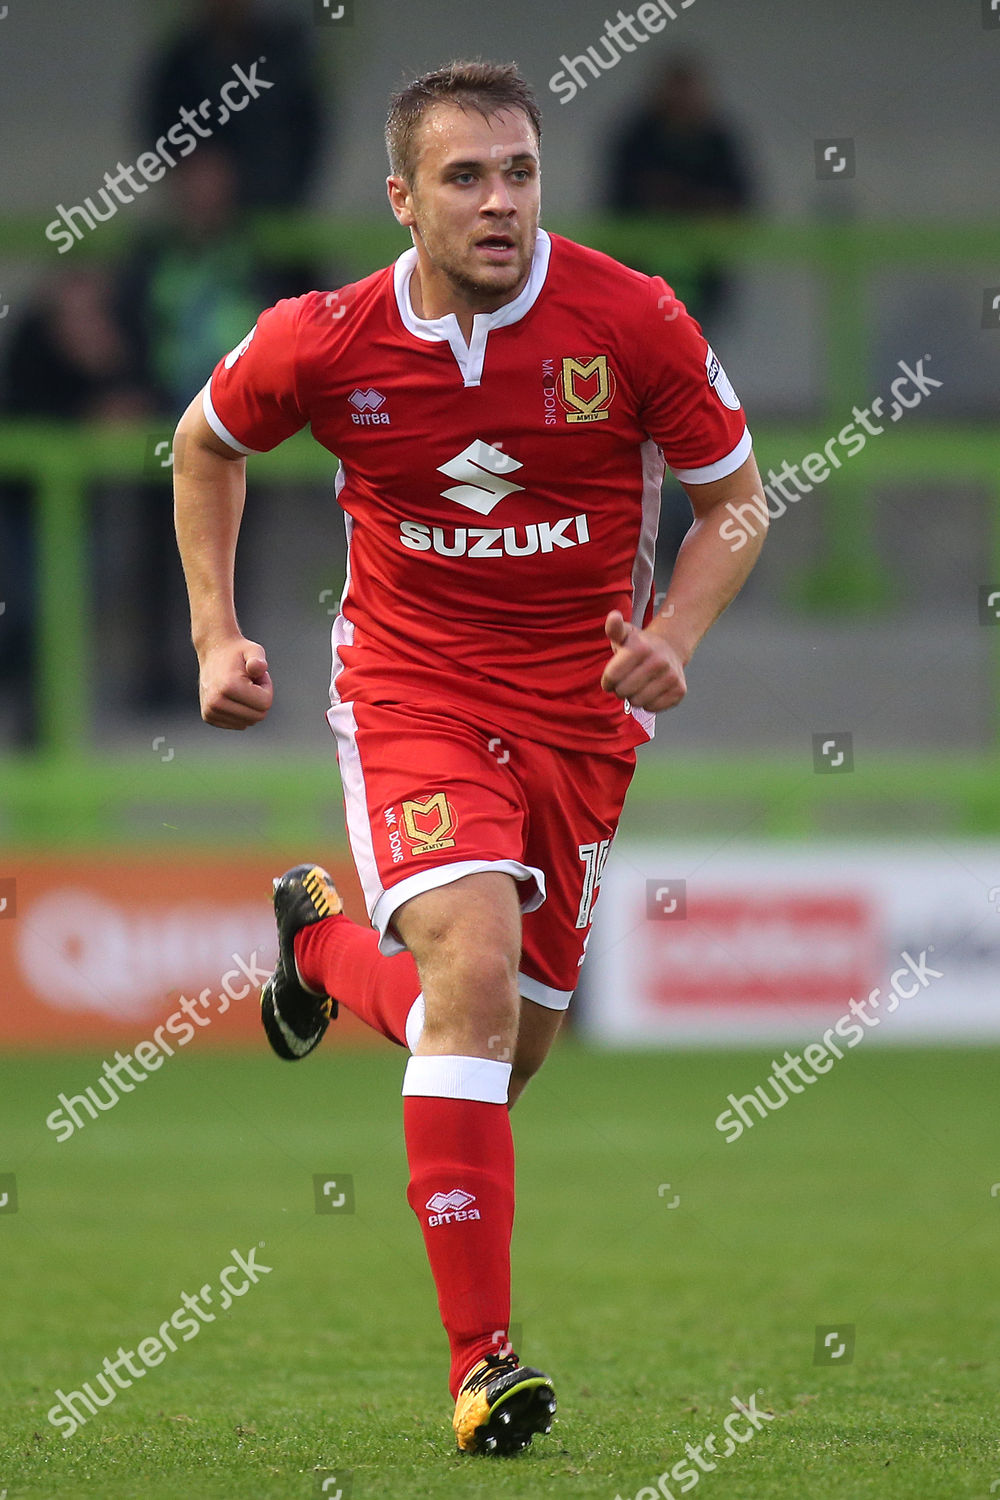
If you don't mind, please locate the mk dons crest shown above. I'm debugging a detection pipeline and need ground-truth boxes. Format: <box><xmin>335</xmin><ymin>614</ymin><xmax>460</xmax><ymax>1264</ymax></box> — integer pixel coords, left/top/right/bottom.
<box><xmin>400</xmin><ymin>793</ymin><xmax>458</xmax><ymax>854</ymax></box>
<box><xmin>556</xmin><ymin>356</ymin><xmax>617</xmax><ymax>424</ymax></box>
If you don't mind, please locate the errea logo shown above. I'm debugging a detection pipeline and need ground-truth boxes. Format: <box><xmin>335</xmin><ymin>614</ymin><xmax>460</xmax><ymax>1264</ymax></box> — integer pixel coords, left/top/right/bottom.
<box><xmin>427</xmin><ymin>1189</ymin><xmax>474</xmax><ymax>1212</ymax></box>
<box><xmin>426</xmin><ymin>1188</ymin><xmax>481</xmax><ymax>1227</ymax></box>
<box><xmin>349</xmin><ymin>388</ymin><xmax>391</xmax><ymax>426</ymax></box>
<box><xmin>438</xmin><ymin>439</ymin><xmax>524</xmax><ymax>515</ymax></box>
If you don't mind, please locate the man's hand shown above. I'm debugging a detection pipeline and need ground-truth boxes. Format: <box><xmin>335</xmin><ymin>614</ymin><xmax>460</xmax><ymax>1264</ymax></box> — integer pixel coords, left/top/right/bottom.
<box><xmin>197</xmin><ymin>636</ymin><xmax>273</xmax><ymax>729</ymax></box>
<box><xmin>601</xmin><ymin>610</ymin><xmax>687</xmax><ymax>712</ymax></box>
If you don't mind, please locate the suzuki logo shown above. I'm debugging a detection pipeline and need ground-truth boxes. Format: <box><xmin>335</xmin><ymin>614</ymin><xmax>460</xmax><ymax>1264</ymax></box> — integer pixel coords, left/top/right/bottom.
<box><xmin>438</xmin><ymin>439</ymin><xmax>525</xmax><ymax>516</ymax></box>
<box><xmin>349</xmin><ymin>388</ymin><xmax>386</xmax><ymax>412</ymax></box>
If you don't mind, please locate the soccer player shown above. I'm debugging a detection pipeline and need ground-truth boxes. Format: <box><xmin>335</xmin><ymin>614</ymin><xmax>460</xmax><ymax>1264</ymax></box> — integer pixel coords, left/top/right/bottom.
<box><xmin>173</xmin><ymin>60</ymin><xmax>766</xmax><ymax>1456</ymax></box>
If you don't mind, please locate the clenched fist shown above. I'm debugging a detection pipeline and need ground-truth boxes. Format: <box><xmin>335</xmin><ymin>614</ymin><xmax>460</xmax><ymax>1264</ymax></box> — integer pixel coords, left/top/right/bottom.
<box><xmin>197</xmin><ymin>636</ymin><xmax>273</xmax><ymax>730</ymax></box>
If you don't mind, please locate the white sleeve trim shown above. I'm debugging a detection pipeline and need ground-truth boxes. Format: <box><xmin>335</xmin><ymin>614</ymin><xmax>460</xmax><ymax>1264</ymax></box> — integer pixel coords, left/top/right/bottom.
<box><xmin>201</xmin><ymin>383</ymin><xmax>260</xmax><ymax>456</ymax></box>
<box><xmin>670</xmin><ymin>426</ymin><xmax>752</xmax><ymax>485</ymax></box>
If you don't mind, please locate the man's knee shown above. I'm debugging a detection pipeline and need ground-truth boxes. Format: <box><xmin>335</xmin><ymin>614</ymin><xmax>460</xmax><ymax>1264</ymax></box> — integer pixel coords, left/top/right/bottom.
<box><xmin>419</xmin><ymin>967</ymin><xmax>519</xmax><ymax>1051</ymax></box>
<box><xmin>437</xmin><ymin>942</ymin><xmax>519</xmax><ymax>993</ymax></box>
<box><xmin>398</xmin><ymin>872</ymin><xmax>523</xmax><ymax>1053</ymax></box>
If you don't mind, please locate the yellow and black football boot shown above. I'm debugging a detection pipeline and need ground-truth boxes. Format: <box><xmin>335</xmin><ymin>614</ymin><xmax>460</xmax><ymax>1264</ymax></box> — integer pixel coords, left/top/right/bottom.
<box><xmin>260</xmin><ymin>864</ymin><xmax>341</xmax><ymax>1060</ymax></box>
<box><xmin>453</xmin><ymin>1353</ymin><xmax>557</xmax><ymax>1456</ymax></box>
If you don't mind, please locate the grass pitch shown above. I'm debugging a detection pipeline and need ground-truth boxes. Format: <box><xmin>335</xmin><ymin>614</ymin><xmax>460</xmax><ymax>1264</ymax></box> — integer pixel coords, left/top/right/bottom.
<box><xmin>1</xmin><ymin>1041</ymin><xmax>997</xmax><ymax>1499</ymax></box>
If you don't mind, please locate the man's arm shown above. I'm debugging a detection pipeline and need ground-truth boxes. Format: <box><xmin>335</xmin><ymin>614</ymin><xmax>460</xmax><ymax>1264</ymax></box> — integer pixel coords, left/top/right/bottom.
<box><xmin>173</xmin><ymin>391</ymin><xmax>274</xmax><ymax>730</ymax></box>
<box><xmin>602</xmin><ymin>452</ymin><xmax>767</xmax><ymax>712</ymax></box>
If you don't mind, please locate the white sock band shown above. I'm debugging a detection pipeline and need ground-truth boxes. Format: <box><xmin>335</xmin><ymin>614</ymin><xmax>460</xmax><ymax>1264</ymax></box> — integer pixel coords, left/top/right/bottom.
<box><xmin>401</xmin><ymin>1054</ymin><xmax>512</xmax><ymax>1104</ymax></box>
<box><xmin>404</xmin><ymin>993</ymin><xmax>425</xmax><ymax>1053</ymax></box>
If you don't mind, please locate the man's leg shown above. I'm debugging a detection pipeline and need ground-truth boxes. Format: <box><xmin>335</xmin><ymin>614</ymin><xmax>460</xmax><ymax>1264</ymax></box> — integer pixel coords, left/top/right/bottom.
<box><xmin>260</xmin><ymin>863</ymin><xmax>426</xmax><ymax>1061</ymax></box>
<box><xmin>300</xmin><ymin>698</ymin><xmax>541</xmax><ymax>1058</ymax></box>
<box><xmin>510</xmin><ymin>1000</ymin><xmax>565</xmax><ymax>1107</ymax></box>
<box><xmin>292</xmin><ymin>889</ymin><xmax>561</xmax><ymax>1101</ymax></box>
<box><xmin>294</xmin><ymin>914</ymin><xmax>421</xmax><ymax>1048</ymax></box>
<box><xmin>284</xmin><ymin>702</ymin><xmax>556</xmax><ymax>1448</ymax></box>
<box><xmin>393</xmin><ymin>870</ymin><xmax>522</xmax><ymax>1399</ymax></box>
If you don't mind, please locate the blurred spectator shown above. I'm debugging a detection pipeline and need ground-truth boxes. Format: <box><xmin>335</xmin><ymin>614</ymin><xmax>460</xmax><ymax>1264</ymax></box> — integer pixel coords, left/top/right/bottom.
<box><xmin>2</xmin><ymin>268</ymin><xmax>146</xmax><ymax>424</ymax></box>
<box><xmin>116</xmin><ymin>145</ymin><xmax>291</xmax><ymax>414</ymax></box>
<box><xmin>0</xmin><ymin>268</ymin><xmax>148</xmax><ymax>746</ymax></box>
<box><xmin>115</xmin><ymin>146</ymin><xmax>302</xmax><ymax>709</ymax></box>
<box><xmin>606</xmin><ymin>56</ymin><xmax>755</xmax><ymax>329</ymax></box>
<box><xmin>606</xmin><ymin>57</ymin><xmax>755</xmax><ymax>576</ymax></box>
<box><xmin>140</xmin><ymin>0</ymin><xmax>327</xmax><ymax>212</ymax></box>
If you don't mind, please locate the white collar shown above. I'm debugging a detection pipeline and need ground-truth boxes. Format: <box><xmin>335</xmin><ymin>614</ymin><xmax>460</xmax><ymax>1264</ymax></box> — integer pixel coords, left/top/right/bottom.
<box><xmin>392</xmin><ymin>228</ymin><xmax>552</xmax><ymax>388</ymax></box>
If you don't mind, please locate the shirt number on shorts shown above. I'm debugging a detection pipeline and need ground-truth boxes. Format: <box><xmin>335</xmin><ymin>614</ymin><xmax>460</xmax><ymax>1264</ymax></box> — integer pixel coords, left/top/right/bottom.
<box><xmin>576</xmin><ymin>838</ymin><xmax>611</xmax><ymax>929</ymax></box>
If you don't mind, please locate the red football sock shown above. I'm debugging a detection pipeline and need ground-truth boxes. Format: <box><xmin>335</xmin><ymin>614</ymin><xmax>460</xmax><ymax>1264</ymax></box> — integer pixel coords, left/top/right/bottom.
<box><xmin>403</xmin><ymin>1057</ymin><xmax>515</xmax><ymax>1399</ymax></box>
<box><xmin>294</xmin><ymin>915</ymin><xmax>419</xmax><ymax>1048</ymax></box>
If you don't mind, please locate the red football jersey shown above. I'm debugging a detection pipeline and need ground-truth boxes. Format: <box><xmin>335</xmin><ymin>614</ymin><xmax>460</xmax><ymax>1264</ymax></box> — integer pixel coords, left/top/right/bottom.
<box><xmin>204</xmin><ymin>229</ymin><xmax>750</xmax><ymax>752</ymax></box>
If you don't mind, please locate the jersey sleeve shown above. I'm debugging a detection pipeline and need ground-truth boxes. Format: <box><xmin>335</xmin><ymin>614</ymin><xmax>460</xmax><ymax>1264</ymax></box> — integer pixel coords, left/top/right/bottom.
<box><xmin>202</xmin><ymin>297</ymin><xmax>309</xmax><ymax>454</ymax></box>
<box><xmin>635</xmin><ymin>279</ymin><xmax>752</xmax><ymax>484</ymax></box>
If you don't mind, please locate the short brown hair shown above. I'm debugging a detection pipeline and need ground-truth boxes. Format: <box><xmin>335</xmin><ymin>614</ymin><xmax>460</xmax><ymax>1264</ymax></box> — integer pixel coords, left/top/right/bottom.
<box><xmin>385</xmin><ymin>60</ymin><xmax>542</xmax><ymax>186</ymax></box>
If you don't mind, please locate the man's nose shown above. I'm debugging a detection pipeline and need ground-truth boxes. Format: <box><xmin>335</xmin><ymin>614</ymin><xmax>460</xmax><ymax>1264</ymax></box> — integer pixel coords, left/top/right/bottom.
<box><xmin>481</xmin><ymin>174</ymin><xmax>515</xmax><ymax>213</ymax></box>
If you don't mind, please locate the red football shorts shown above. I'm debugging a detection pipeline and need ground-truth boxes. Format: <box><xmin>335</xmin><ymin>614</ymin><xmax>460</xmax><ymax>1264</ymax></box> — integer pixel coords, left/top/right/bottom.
<box><xmin>326</xmin><ymin>700</ymin><xmax>636</xmax><ymax>1009</ymax></box>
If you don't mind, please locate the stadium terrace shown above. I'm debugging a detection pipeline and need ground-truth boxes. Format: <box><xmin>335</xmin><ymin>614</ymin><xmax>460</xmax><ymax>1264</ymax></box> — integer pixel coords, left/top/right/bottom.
<box><xmin>720</xmin><ymin>356</ymin><xmax>943</xmax><ymax>552</ymax></box>
<box><xmin>43</xmin><ymin>59</ymin><xmax>274</xmax><ymax>253</ymax></box>
<box><xmin>549</xmin><ymin>2</ymin><xmax>698</xmax><ymax>104</ymax></box>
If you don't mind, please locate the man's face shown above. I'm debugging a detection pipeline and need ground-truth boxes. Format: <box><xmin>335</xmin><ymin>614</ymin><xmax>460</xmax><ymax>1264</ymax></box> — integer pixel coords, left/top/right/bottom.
<box><xmin>390</xmin><ymin>105</ymin><xmax>541</xmax><ymax>308</ymax></box>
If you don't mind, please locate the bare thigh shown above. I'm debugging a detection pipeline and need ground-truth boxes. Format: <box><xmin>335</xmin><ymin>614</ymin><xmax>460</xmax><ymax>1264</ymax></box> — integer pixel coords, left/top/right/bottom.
<box><xmin>394</xmin><ymin>870</ymin><xmax>522</xmax><ymax>1060</ymax></box>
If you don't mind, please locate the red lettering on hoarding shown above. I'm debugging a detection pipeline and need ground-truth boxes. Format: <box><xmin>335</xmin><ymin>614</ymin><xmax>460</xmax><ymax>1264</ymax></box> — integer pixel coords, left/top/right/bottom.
<box><xmin>640</xmin><ymin>893</ymin><xmax>881</xmax><ymax>1007</ymax></box>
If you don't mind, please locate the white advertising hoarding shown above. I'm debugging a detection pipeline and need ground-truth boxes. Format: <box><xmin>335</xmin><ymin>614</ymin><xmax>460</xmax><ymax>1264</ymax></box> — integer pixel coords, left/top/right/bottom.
<box><xmin>580</xmin><ymin>843</ymin><xmax>1000</xmax><ymax>1045</ymax></box>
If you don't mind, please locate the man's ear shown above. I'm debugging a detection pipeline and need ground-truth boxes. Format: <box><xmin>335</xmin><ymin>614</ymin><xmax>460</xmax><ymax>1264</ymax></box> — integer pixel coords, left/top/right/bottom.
<box><xmin>387</xmin><ymin>175</ymin><xmax>416</xmax><ymax>228</ymax></box>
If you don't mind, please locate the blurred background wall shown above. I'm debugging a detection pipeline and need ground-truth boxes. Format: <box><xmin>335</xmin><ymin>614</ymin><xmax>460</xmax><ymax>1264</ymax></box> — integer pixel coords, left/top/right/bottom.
<box><xmin>3</xmin><ymin>0</ymin><xmax>998</xmax><ymax>218</ymax></box>
<box><xmin>1</xmin><ymin>0</ymin><xmax>998</xmax><ymax>1046</ymax></box>
<box><xmin>2</xmin><ymin>0</ymin><xmax>997</xmax><ymax>758</ymax></box>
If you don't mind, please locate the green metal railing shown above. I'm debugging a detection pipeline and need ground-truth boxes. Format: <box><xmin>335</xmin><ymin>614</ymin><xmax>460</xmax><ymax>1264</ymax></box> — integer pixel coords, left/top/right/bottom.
<box><xmin>3</xmin><ymin>748</ymin><xmax>1000</xmax><ymax>847</ymax></box>
<box><xmin>2</xmin><ymin>217</ymin><xmax>999</xmax><ymax>840</ymax></box>
<box><xmin>3</xmin><ymin>418</ymin><xmax>997</xmax><ymax>762</ymax></box>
